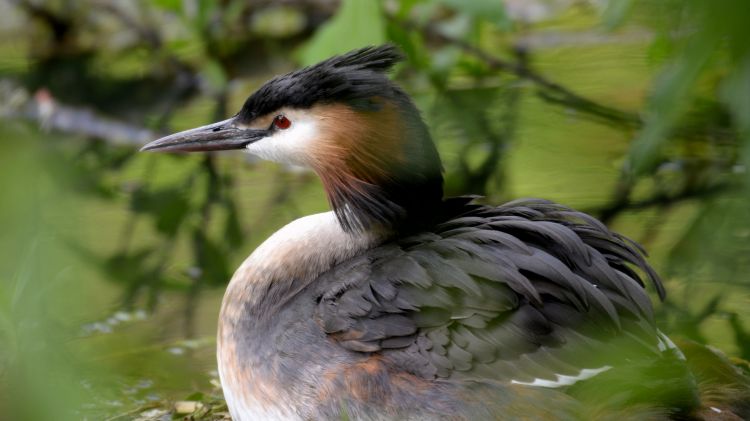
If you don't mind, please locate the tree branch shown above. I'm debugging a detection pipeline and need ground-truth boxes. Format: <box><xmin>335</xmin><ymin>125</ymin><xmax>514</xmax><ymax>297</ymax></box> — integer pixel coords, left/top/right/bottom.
<box><xmin>392</xmin><ymin>16</ymin><xmax>643</xmax><ymax>129</ymax></box>
<box><xmin>1</xmin><ymin>81</ymin><xmax>157</xmax><ymax>146</ymax></box>
<box><xmin>589</xmin><ymin>183</ymin><xmax>736</xmax><ymax>222</ymax></box>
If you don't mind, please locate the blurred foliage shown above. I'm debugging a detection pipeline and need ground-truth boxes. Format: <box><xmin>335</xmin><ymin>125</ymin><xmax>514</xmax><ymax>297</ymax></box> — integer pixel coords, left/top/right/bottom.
<box><xmin>298</xmin><ymin>0</ymin><xmax>385</xmax><ymax>64</ymax></box>
<box><xmin>0</xmin><ymin>129</ymin><xmax>87</xmax><ymax>420</ymax></box>
<box><xmin>1</xmin><ymin>0</ymin><xmax>750</xmax><ymax>419</ymax></box>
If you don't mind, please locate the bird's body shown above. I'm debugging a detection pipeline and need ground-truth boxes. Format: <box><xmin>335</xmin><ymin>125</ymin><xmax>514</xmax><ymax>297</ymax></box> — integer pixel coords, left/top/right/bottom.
<box><xmin>217</xmin><ymin>211</ymin><xmax>382</xmax><ymax>419</ymax></box>
<box><xmin>142</xmin><ymin>45</ymin><xmax>750</xmax><ymax>420</ymax></box>
<box><xmin>215</xmin><ymin>202</ymin><xmax>686</xmax><ymax>420</ymax></box>
<box><xmin>214</xmin><ymin>198</ymin><xmax>699</xmax><ymax>420</ymax></box>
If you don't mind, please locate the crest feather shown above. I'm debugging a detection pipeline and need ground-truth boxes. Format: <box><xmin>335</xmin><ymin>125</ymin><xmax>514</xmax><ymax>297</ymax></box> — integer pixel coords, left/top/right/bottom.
<box><xmin>238</xmin><ymin>45</ymin><xmax>404</xmax><ymax>122</ymax></box>
<box><xmin>325</xmin><ymin>44</ymin><xmax>404</xmax><ymax>73</ymax></box>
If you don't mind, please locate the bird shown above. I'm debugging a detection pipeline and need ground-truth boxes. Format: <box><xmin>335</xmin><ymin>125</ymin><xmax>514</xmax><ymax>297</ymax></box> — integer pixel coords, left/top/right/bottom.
<box><xmin>141</xmin><ymin>45</ymin><xmax>750</xmax><ymax>420</ymax></box>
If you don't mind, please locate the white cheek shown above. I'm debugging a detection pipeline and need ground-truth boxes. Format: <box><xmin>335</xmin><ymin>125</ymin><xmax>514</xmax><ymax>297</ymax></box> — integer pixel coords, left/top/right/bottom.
<box><xmin>244</xmin><ymin>119</ymin><xmax>318</xmax><ymax>167</ymax></box>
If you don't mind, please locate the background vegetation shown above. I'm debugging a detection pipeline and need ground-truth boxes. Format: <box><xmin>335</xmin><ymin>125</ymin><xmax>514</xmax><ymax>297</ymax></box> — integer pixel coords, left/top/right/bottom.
<box><xmin>0</xmin><ymin>0</ymin><xmax>748</xmax><ymax>419</ymax></box>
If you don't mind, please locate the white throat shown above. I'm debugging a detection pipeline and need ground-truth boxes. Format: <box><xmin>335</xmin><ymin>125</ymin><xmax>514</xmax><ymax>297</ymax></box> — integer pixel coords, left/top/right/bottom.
<box><xmin>243</xmin><ymin>110</ymin><xmax>319</xmax><ymax>167</ymax></box>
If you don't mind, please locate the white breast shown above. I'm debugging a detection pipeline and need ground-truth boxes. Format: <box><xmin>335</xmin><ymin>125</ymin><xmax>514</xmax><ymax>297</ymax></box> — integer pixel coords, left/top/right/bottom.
<box><xmin>221</xmin><ymin>383</ymin><xmax>297</xmax><ymax>421</ymax></box>
<box><xmin>232</xmin><ymin>211</ymin><xmax>381</xmax><ymax>292</ymax></box>
<box><xmin>218</xmin><ymin>211</ymin><xmax>385</xmax><ymax>420</ymax></box>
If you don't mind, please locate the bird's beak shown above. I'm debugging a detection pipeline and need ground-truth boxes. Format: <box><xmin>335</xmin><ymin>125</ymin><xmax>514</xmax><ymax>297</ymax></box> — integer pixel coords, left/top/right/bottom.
<box><xmin>140</xmin><ymin>117</ymin><xmax>267</xmax><ymax>152</ymax></box>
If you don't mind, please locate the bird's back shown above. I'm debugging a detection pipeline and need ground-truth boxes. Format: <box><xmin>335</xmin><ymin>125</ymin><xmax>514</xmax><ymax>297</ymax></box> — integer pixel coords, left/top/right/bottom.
<box><xmin>308</xmin><ymin>197</ymin><xmax>699</xmax><ymax>418</ymax></box>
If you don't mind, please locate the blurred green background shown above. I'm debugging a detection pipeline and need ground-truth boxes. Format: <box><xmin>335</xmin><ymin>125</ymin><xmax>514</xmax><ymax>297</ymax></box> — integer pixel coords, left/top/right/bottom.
<box><xmin>1</xmin><ymin>0</ymin><xmax>749</xmax><ymax>419</ymax></box>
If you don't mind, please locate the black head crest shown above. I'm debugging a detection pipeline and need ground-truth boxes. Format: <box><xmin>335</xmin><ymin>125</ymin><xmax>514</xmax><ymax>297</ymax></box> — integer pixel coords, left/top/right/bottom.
<box><xmin>237</xmin><ymin>45</ymin><xmax>404</xmax><ymax>122</ymax></box>
<box><xmin>324</xmin><ymin>44</ymin><xmax>404</xmax><ymax>73</ymax></box>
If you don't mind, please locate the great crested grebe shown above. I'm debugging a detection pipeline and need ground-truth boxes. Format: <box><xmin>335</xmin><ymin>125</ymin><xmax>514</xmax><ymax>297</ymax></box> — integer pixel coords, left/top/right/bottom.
<box><xmin>141</xmin><ymin>45</ymin><xmax>748</xmax><ymax>420</ymax></box>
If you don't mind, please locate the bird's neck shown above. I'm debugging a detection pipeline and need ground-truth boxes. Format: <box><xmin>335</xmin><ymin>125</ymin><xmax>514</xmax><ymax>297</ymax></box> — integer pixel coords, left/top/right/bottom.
<box><xmin>311</xmin><ymin>100</ymin><xmax>444</xmax><ymax>233</ymax></box>
<box><xmin>220</xmin><ymin>211</ymin><xmax>386</xmax><ymax>326</ymax></box>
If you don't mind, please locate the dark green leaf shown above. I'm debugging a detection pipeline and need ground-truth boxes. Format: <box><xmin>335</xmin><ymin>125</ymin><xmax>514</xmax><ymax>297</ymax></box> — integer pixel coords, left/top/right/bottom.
<box><xmin>297</xmin><ymin>0</ymin><xmax>386</xmax><ymax>65</ymax></box>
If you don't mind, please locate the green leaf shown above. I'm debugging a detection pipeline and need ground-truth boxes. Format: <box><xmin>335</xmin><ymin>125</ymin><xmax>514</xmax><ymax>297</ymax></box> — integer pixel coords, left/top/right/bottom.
<box><xmin>395</xmin><ymin>0</ymin><xmax>428</xmax><ymax>18</ymax></box>
<box><xmin>223</xmin><ymin>196</ymin><xmax>244</xmax><ymax>248</ymax></box>
<box><xmin>435</xmin><ymin>13</ymin><xmax>473</xmax><ymax>40</ymax></box>
<box><xmin>195</xmin><ymin>0</ymin><xmax>218</xmax><ymax>29</ymax></box>
<box><xmin>720</xmin><ymin>56</ymin><xmax>750</xmax><ymax>135</ymax></box>
<box><xmin>201</xmin><ymin>59</ymin><xmax>228</xmax><ymax>94</ymax></box>
<box><xmin>130</xmin><ymin>188</ymin><xmax>190</xmax><ymax>236</ymax></box>
<box><xmin>193</xmin><ymin>229</ymin><xmax>230</xmax><ymax>285</ymax></box>
<box><xmin>428</xmin><ymin>45</ymin><xmax>461</xmax><ymax>86</ymax></box>
<box><xmin>624</xmin><ymin>34</ymin><xmax>717</xmax><ymax>177</ymax></box>
<box><xmin>386</xmin><ymin>20</ymin><xmax>429</xmax><ymax>70</ymax></box>
<box><xmin>297</xmin><ymin>0</ymin><xmax>386</xmax><ymax>66</ymax></box>
<box><xmin>184</xmin><ymin>391</ymin><xmax>205</xmax><ymax>401</ymax></box>
<box><xmin>436</xmin><ymin>0</ymin><xmax>509</xmax><ymax>29</ymax></box>
<box><xmin>151</xmin><ymin>0</ymin><xmax>182</xmax><ymax>13</ymax></box>
<box><xmin>600</xmin><ymin>0</ymin><xmax>634</xmax><ymax>30</ymax></box>
<box><xmin>250</xmin><ymin>6</ymin><xmax>307</xmax><ymax>38</ymax></box>
<box><xmin>104</xmin><ymin>248</ymin><xmax>156</xmax><ymax>285</ymax></box>
<box><xmin>719</xmin><ymin>55</ymin><xmax>750</xmax><ymax>186</ymax></box>
<box><xmin>666</xmin><ymin>194</ymin><xmax>750</xmax><ymax>284</ymax></box>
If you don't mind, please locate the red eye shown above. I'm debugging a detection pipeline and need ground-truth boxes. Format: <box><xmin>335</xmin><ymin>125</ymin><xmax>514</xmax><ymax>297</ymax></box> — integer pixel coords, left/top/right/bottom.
<box><xmin>273</xmin><ymin>115</ymin><xmax>291</xmax><ymax>130</ymax></box>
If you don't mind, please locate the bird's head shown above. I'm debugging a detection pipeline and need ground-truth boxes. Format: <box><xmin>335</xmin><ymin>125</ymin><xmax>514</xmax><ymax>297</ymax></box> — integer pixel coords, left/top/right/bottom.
<box><xmin>141</xmin><ymin>45</ymin><xmax>443</xmax><ymax>233</ymax></box>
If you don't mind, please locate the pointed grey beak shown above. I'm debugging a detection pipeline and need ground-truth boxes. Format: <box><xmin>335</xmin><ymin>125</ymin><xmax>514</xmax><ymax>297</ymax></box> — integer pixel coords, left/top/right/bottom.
<box><xmin>140</xmin><ymin>117</ymin><xmax>268</xmax><ymax>152</ymax></box>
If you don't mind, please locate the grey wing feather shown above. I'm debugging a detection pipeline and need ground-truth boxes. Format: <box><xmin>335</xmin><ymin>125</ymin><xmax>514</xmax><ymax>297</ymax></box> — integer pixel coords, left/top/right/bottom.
<box><xmin>314</xmin><ymin>198</ymin><xmax>667</xmax><ymax>385</ymax></box>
